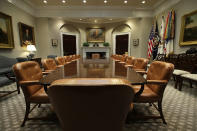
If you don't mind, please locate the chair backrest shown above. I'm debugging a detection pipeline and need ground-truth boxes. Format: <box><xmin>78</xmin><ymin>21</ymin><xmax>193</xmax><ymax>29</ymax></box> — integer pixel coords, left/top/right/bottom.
<box><xmin>13</xmin><ymin>61</ymin><xmax>43</xmax><ymax>98</ymax></box>
<box><xmin>48</xmin><ymin>78</ymin><xmax>134</xmax><ymax>131</ymax></box>
<box><xmin>64</xmin><ymin>55</ymin><xmax>72</xmax><ymax>62</ymax></box>
<box><xmin>42</xmin><ymin>58</ymin><xmax>57</xmax><ymax>70</ymax></box>
<box><xmin>76</xmin><ymin>55</ymin><xmax>80</xmax><ymax>59</ymax></box>
<box><xmin>133</xmin><ymin>58</ymin><xmax>149</xmax><ymax>70</ymax></box>
<box><xmin>125</xmin><ymin>56</ymin><xmax>135</xmax><ymax>65</ymax></box>
<box><xmin>47</xmin><ymin>55</ymin><xmax>57</xmax><ymax>59</ymax></box>
<box><xmin>147</xmin><ymin>61</ymin><xmax>174</xmax><ymax>96</ymax></box>
<box><xmin>121</xmin><ymin>54</ymin><xmax>128</xmax><ymax>62</ymax></box>
<box><xmin>55</xmin><ymin>57</ymin><xmax>66</xmax><ymax>65</ymax></box>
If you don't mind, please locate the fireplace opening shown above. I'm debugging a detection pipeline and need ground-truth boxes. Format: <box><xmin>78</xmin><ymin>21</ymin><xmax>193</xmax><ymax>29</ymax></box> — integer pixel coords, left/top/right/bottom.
<box><xmin>86</xmin><ymin>52</ymin><xmax>106</xmax><ymax>59</ymax></box>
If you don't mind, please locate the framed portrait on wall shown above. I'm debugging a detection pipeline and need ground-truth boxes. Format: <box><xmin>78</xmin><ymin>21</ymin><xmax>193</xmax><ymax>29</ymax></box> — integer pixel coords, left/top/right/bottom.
<box><xmin>87</xmin><ymin>28</ymin><xmax>105</xmax><ymax>43</ymax></box>
<box><xmin>0</xmin><ymin>12</ymin><xmax>14</xmax><ymax>48</ymax></box>
<box><xmin>52</xmin><ymin>39</ymin><xmax>58</xmax><ymax>46</ymax></box>
<box><xmin>18</xmin><ymin>22</ymin><xmax>35</xmax><ymax>47</ymax></box>
<box><xmin>180</xmin><ymin>10</ymin><xmax>197</xmax><ymax>46</ymax></box>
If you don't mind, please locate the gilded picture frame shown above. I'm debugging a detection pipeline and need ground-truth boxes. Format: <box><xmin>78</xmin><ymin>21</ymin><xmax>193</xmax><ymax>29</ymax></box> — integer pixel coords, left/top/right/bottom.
<box><xmin>0</xmin><ymin>12</ymin><xmax>14</xmax><ymax>48</ymax></box>
<box><xmin>180</xmin><ymin>10</ymin><xmax>197</xmax><ymax>46</ymax></box>
<box><xmin>19</xmin><ymin>22</ymin><xmax>35</xmax><ymax>47</ymax></box>
<box><xmin>86</xmin><ymin>28</ymin><xmax>105</xmax><ymax>43</ymax></box>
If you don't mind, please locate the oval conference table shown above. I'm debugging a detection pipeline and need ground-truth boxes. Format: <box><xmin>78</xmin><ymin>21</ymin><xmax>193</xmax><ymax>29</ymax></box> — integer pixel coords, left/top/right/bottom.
<box><xmin>40</xmin><ymin>58</ymin><xmax>146</xmax><ymax>92</ymax></box>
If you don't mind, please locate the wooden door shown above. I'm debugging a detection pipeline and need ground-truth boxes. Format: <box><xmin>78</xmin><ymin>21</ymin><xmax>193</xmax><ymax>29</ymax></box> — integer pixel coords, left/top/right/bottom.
<box><xmin>115</xmin><ymin>34</ymin><xmax>128</xmax><ymax>55</ymax></box>
<box><xmin>63</xmin><ymin>34</ymin><xmax>76</xmax><ymax>55</ymax></box>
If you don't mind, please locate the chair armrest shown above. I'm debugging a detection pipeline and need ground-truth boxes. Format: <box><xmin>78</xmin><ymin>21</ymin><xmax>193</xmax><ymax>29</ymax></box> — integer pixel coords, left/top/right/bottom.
<box><xmin>119</xmin><ymin>62</ymin><xmax>125</xmax><ymax>64</ymax></box>
<box><xmin>115</xmin><ymin>60</ymin><xmax>120</xmax><ymax>62</ymax></box>
<box><xmin>45</xmin><ymin>70</ymin><xmax>54</xmax><ymax>72</ymax></box>
<box><xmin>42</xmin><ymin>72</ymin><xmax>50</xmax><ymax>75</ymax></box>
<box><xmin>134</xmin><ymin>84</ymin><xmax>145</xmax><ymax>98</ymax></box>
<box><xmin>125</xmin><ymin>65</ymin><xmax>134</xmax><ymax>68</ymax></box>
<box><xmin>136</xmin><ymin>70</ymin><xmax>147</xmax><ymax>74</ymax></box>
<box><xmin>57</xmin><ymin>65</ymin><xmax>63</xmax><ymax>68</ymax></box>
<box><xmin>134</xmin><ymin>69</ymin><xmax>146</xmax><ymax>71</ymax></box>
<box><xmin>146</xmin><ymin>80</ymin><xmax>168</xmax><ymax>85</ymax></box>
<box><xmin>19</xmin><ymin>80</ymin><xmax>40</xmax><ymax>86</ymax></box>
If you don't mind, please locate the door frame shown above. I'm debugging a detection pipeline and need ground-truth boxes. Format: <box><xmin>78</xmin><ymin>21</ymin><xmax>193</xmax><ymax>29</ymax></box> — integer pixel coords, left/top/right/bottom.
<box><xmin>60</xmin><ymin>32</ymin><xmax>79</xmax><ymax>56</ymax></box>
<box><xmin>112</xmin><ymin>32</ymin><xmax>131</xmax><ymax>56</ymax></box>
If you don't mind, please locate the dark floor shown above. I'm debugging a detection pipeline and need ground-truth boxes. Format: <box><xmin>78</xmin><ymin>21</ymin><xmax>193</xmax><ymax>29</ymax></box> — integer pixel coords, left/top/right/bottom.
<box><xmin>0</xmin><ymin>81</ymin><xmax>197</xmax><ymax>131</ymax></box>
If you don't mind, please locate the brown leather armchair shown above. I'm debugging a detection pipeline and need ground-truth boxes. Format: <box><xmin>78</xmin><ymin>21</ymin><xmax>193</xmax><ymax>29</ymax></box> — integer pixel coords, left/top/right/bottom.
<box><xmin>12</xmin><ymin>61</ymin><xmax>49</xmax><ymax>126</ymax></box>
<box><xmin>48</xmin><ymin>78</ymin><xmax>135</xmax><ymax>131</ymax></box>
<box><xmin>132</xmin><ymin>61</ymin><xmax>174</xmax><ymax>124</ymax></box>
<box><xmin>42</xmin><ymin>58</ymin><xmax>58</xmax><ymax>72</ymax></box>
<box><xmin>125</xmin><ymin>58</ymin><xmax>149</xmax><ymax>72</ymax></box>
<box><xmin>113</xmin><ymin>55</ymin><xmax>122</xmax><ymax>61</ymax></box>
<box><xmin>119</xmin><ymin>55</ymin><xmax>128</xmax><ymax>64</ymax></box>
<box><xmin>64</xmin><ymin>55</ymin><xmax>72</xmax><ymax>63</ymax></box>
<box><xmin>76</xmin><ymin>54</ymin><xmax>81</xmax><ymax>59</ymax></box>
<box><xmin>125</xmin><ymin>56</ymin><xmax>135</xmax><ymax>68</ymax></box>
<box><xmin>55</xmin><ymin>57</ymin><xmax>66</xmax><ymax>65</ymax></box>
<box><xmin>133</xmin><ymin>58</ymin><xmax>149</xmax><ymax>71</ymax></box>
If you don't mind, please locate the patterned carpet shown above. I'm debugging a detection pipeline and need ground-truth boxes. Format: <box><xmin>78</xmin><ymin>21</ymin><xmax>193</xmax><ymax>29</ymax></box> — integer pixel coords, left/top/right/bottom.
<box><xmin>0</xmin><ymin>81</ymin><xmax>197</xmax><ymax>131</ymax></box>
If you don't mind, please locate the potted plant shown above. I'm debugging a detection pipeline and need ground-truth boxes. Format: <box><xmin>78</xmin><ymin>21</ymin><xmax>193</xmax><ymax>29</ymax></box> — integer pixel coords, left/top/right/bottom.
<box><xmin>103</xmin><ymin>42</ymin><xmax>109</xmax><ymax>47</ymax></box>
<box><xmin>83</xmin><ymin>42</ymin><xmax>89</xmax><ymax>47</ymax></box>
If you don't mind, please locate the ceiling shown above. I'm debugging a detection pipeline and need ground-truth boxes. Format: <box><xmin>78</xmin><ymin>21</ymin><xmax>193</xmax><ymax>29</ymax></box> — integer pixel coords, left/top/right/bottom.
<box><xmin>25</xmin><ymin>0</ymin><xmax>164</xmax><ymax>9</ymax></box>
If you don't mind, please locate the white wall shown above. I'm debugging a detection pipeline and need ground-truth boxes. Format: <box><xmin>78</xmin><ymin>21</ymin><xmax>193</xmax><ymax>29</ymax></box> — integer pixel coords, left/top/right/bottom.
<box><xmin>155</xmin><ymin>0</ymin><xmax>197</xmax><ymax>54</ymax></box>
<box><xmin>0</xmin><ymin>0</ymin><xmax>36</xmax><ymax>58</ymax></box>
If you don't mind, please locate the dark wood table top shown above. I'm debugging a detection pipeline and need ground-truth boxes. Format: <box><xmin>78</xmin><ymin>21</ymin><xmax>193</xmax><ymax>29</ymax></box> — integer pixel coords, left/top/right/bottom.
<box><xmin>40</xmin><ymin>58</ymin><xmax>146</xmax><ymax>86</ymax></box>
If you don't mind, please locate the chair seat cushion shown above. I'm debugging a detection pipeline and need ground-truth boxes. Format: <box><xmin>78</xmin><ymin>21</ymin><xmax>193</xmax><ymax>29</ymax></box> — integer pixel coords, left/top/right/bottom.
<box><xmin>173</xmin><ymin>69</ymin><xmax>190</xmax><ymax>75</ymax></box>
<box><xmin>132</xmin><ymin>85</ymin><xmax>159</xmax><ymax>103</ymax></box>
<box><xmin>181</xmin><ymin>74</ymin><xmax>197</xmax><ymax>81</ymax></box>
<box><xmin>30</xmin><ymin>87</ymin><xmax>49</xmax><ymax>103</ymax></box>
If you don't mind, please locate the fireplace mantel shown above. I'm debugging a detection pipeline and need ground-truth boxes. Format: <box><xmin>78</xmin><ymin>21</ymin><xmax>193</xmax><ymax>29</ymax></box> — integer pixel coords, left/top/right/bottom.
<box><xmin>82</xmin><ymin>47</ymin><xmax>110</xmax><ymax>58</ymax></box>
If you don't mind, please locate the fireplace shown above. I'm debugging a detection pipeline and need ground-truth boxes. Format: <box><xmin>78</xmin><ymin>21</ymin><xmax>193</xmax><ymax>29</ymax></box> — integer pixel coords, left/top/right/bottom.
<box><xmin>86</xmin><ymin>52</ymin><xmax>106</xmax><ymax>59</ymax></box>
<box><xmin>82</xmin><ymin>47</ymin><xmax>110</xmax><ymax>59</ymax></box>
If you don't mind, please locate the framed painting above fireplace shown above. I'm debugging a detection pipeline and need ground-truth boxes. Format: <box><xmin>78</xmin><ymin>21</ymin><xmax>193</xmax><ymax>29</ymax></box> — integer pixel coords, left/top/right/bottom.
<box><xmin>86</xmin><ymin>28</ymin><xmax>105</xmax><ymax>43</ymax></box>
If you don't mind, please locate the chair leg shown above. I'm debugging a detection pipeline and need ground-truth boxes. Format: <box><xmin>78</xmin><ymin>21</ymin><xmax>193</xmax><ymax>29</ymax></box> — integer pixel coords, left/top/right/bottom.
<box><xmin>16</xmin><ymin>81</ymin><xmax>20</xmax><ymax>94</ymax></box>
<box><xmin>173</xmin><ymin>76</ymin><xmax>176</xmax><ymax>81</ymax></box>
<box><xmin>189</xmin><ymin>80</ymin><xmax>193</xmax><ymax>88</ymax></box>
<box><xmin>174</xmin><ymin>76</ymin><xmax>178</xmax><ymax>89</ymax></box>
<box><xmin>158</xmin><ymin>101</ymin><xmax>167</xmax><ymax>124</ymax></box>
<box><xmin>179</xmin><ymin>77</ymin><xmax>183</xmax><ymax>91</ymax></box>
<box><xmin>21</xmin><ymin>102</ymin><xmax>30</xmax><ymax>127</ymax></box>
<box><xmin>38</xmin><ymin>104</ymin><xmax>41</xmax><ymax>108</ymax></box>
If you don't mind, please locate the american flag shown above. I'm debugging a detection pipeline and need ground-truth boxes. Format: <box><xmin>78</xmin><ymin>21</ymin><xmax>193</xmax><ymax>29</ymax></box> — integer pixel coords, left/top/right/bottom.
<box><xmin>148</xmin><ymin>24</ymin><xmax>154</xmax><ymax>58</ymax></box>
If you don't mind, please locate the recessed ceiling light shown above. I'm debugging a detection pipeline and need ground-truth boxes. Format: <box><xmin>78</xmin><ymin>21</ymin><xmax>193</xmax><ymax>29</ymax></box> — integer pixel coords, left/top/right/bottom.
<box><xmin>94</xmin><ymin>20</ymin><xmax>97</xmax><ymax>23</ymax></box>
<box><xmin>104</xmin><ymin>0</ymin><xmax>107</xmax><ymax>4</ymax></box>
<box><xmin>124</xmin><ymin>0</ymin><xmax>128</xmax><ymax>4</ymax></box>
<box><xmin>80</xmin><ymin>19</ymin><xmax>83</xmax><ymax>20</ymax></box>
<box><xmin>62</xmin><ymin>0</ymin><xmax>66</xmax><ymax>3</ymax></box>
<box><xmin>109</xmin><ymin>19</ymin><xmax>112</xmax><ymax>20</ymax></box>
<box><xmin>43</xmin><ymin>0</ymin><xmax>47</xmax><ymax>4</ymax></box>
<box><xmin>83</xmin><ymin>0</ymin><xmax>87</xmax><ymax>3</ymax></box>
<box><xmin>141</xmin><ymin>0</ymin><xmax>146</xmax><ymax>4</ymax></box>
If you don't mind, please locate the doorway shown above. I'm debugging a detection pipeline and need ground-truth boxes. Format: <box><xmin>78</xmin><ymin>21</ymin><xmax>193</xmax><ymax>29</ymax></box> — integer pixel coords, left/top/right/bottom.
<box><xmin>113</xmin><ymin>33</ymin><xmax>130</xmax><ymax>55</ymax></box>
<box><xmin>62</xmin><ymin>33</ymin><xmax>78</xmax><ymax>56</ymax></box>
